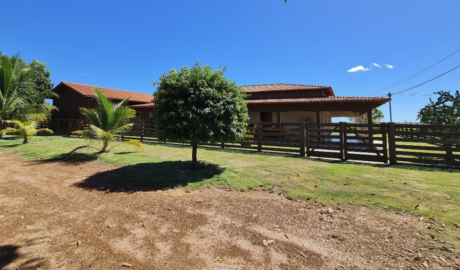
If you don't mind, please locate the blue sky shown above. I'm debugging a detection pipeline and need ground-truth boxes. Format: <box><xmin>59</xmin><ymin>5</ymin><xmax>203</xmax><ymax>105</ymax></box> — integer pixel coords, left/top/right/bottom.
<box><xmin>2</xmin><ymin>0</ymin><xmax>459</xmax><ymax>122</ymax></box>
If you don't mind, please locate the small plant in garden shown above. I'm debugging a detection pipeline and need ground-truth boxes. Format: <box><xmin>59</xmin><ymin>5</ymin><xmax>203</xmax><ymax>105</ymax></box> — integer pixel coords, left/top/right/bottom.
<box><xmin>68</xmin><ymin>89</ymin><xmax>142</xmax><ymax>158</ymax></box>
<box><xmin>153</xmin><ymin>61</ymin><xmax>249</xmax><ymax>167</ymax></box>
<box><xmin>0</xmin><ymin>120</ymin><xmax>53</xmax><ymax>144</ymax></box>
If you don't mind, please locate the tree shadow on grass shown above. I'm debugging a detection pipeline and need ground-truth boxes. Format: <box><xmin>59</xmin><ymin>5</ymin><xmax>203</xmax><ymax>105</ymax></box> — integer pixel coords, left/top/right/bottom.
<box><xmin>0</xmin><ymin>137</ymin><xmax>22</xmax><ymax>148</ymax></box>
<box><xmin>0</xmin><ymin>137</ymin><xmax>21</xmax><ymax>141</ymax></box>
<box><xmin>0</xmin><ymin>144</ymin><xmax>21</xmax><ymax>148</ymax></box>
<box><xmin>73</xmin><ymin>161</ymin><xmax>225</xmax><ymax>193</ymax></box>
<box><xmin>306</xmin><ymin>157</ymin><xmax>460</xmax><ymax>172</ymax></box>
<box><xmin>35</xmin><ymin>152</ymin><xmax>100</xmax><ymax>163</ymax></box>
<box><xmin>114</xmin><ymin>151</ymin><xmax>136</xmax><ymax>155</ymax></box>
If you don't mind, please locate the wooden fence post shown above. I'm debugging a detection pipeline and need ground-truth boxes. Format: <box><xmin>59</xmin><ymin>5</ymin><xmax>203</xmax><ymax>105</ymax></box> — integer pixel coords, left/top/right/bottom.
<box><xmin>121</xmin><ymin>120</ymin><xmax>125</xmax><ymax>141</ymax></box>
<box><xmin>387</xmin><ymin>122</ymin><xmax>397</xmax><ymax>165</ymax></box>
<box><xmin>343</xmin><ymin>122</ymin><xmax>348</xmax><ymax>161</ymax></box>
<box><xmin>446</xmin><ymin>143</ymin><xmax>453</xmax><ymax>162</ymax></box>
<box><xmin>141</xmin><ymin>119</ymin><xmax>144</xmax><ymax>142</ymax></box>
<box><xmin>257</xmin><ymin>120</ymin><xmax>262</xmax><ymax>152</ymax></box>
<box><xmin>339</xmin><ymin>122</ymin><xmax>345</xmax><ymax>161</ymax></box>
<box><xmin>381</xmin><ymin>123</ymin><xmax>388</xmax><ymax>164</ymax></box>
<box><xmin>299</xmin><ymin>121</ymin><xmax>306</xmax><ymax>157</ymax></box>
<box><xmin>306</xmin><ymin>122</ymin><xmax>310</xmax><ymax>157</ymax></box>
<box><xmin>68</xmin><ymin>119</ymin><xmax>73</xmax><ymax>136</ymax></box>
<box><xmin>221</xmin><ymin>142</ymin><xmax>224</xmax><ymax>149</ymax></box>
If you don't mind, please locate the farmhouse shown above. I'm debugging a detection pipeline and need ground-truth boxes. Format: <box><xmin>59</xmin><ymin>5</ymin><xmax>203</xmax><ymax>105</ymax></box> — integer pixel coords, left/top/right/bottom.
<box><xmin>51</xmin><ymin>82</ymin><xmax>154</xmax><ymax>121</ymax></box>
<box><xmin>51</xmin><ymin>82</ymin><xmax>390</xmax><ymax>124</ymax></box>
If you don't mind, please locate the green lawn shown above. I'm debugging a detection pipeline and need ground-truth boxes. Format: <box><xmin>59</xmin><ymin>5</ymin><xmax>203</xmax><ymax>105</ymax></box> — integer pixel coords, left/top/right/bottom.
<box><xmin>1</xmin><ymin>135</ymin><xmax>460</xmax><ymax>248</ymax></box>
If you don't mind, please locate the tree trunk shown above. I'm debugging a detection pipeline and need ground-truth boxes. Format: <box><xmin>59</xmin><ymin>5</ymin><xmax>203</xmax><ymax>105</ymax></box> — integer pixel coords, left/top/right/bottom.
<box><xmin>23</xmin><ymin>136</ymin><xmax>28</xmax><ymax>144</ymax></box>
<box><xmin>101</xmin><ymin>140</ymin><xmax>109</xmax><ymax>153</ymax></box>
<box><xmin>192</xmin><ymin>142</ymin><xmax>198</xmax><ymax>167</ymax></box>
<box><xmin>0</xmin><ymin>120</ymin><xmax>3</xmax><ymax>139</ymax></box>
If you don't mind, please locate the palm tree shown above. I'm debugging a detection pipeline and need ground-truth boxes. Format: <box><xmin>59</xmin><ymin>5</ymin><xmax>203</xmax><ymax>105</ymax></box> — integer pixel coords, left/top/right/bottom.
<box><xmin>69</xmin><ymin>89</ymin><xmax>142</xmax><ymax>157</ymax></box>
<box><xmin>0</xmin><ymin>120</ymin><xmax>53</xmax><ymax>144</ymax></box>
<box><xmin>0</xmin><ymin>53</ymin><xmax>57</xmax><ymax>138</ymax></box>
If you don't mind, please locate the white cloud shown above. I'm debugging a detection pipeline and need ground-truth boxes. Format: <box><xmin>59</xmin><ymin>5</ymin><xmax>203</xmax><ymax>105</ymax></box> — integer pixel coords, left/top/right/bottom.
<box><xmin>347</xmin><ymin>63</ymin><xmax>394</xmax><ymax>73</ymax></box>
<box><xmin>347</xmin><ymin>65</ymin><xmax>371</xmax><ymax>72</ymax></box>
<box><xmin>82</xmin><ymin>73</ymin><xmax>91</xmax><ymax>76</ymax></box>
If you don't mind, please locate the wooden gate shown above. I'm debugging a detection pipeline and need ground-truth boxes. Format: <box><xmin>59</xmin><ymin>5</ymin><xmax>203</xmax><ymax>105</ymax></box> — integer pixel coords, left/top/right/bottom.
<box><xmin>343</xmin><ymin>123</ymin><xmax>388</xmax><ymax>163</ymax></box>
<box><xmin>306</xmin><ymin>122</ymin><xmax>388</xmax><ymax>163</ymax></box>
<box><xmin>306</xmin><ymin>123</ymin><xmax>343</xmax><ymax>160</ymax></box>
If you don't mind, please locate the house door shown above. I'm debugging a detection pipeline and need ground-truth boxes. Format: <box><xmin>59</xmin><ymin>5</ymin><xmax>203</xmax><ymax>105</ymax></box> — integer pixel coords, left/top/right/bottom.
<box><xmin>260</xmin><ymin>112</ymin><xmax>272</xmax><ymax>123</ymax></box>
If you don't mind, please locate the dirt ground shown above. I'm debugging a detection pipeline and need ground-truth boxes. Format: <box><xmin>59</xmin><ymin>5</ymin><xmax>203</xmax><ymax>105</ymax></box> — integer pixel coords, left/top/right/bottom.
<box><xmin>0</xmin><ymin>152</ymin><xmax>458</xmax><ymax>270</ymax></box>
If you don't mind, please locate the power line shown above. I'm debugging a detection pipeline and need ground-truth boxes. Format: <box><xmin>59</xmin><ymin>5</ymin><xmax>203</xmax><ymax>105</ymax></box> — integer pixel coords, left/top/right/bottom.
<box><xmin>392</xmin><ymin>64</ymin><xmax>460</xmax><ymax>95</ymax></box>
<box><xmin>386</xmin><ymin>64</ymin><xmax>460</xmax><ymax>122</ymax></box>
<box><xmin>364</xmin><ymin>48</ymin><xmax>460</xmax><ymax>97</ymax></box>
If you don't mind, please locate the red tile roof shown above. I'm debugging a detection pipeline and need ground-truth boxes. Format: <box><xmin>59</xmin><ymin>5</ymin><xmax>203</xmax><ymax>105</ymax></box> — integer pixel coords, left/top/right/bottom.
<box><xmin>56</xmin><ymin>82</ymin><xmax>154</xmax><ymax>103</ymax></box>
<box><xmin>129</xmin><ymin>97</ymin><xmax>390</xmax><ymax>109</ymax></box>
<box><xmin>55</xmin><ymin>82</ymin><xmax>388</xmax><ymax>108</ymax></box>
<box><xmin>246</xmin><ymin>96</ymin><xmax>390</xmax><ymax>106</ymax></box>
<box><xmin>242</xmin><ymin>83</ymin><xmax>335</xmax><ymax>96</ymax></box>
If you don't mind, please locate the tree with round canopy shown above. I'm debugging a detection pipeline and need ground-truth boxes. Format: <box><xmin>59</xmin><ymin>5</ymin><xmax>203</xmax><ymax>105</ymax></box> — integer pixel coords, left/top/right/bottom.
<box><xmin>153</xmin><ymin>62</ymin><xmax>249</xmax><ymax>167</ymax></box>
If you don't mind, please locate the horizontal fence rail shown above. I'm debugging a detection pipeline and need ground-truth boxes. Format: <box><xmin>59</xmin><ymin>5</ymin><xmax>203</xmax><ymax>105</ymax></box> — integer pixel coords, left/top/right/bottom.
<box><xmin>37</xmin><ymin>119</ymin><xmax>460</xmax><ymax>166</ymax></box>
<box><xmin>390</xmin><ymin>123</ymin><xmax>460</xmax><ymax>166</ymax></box>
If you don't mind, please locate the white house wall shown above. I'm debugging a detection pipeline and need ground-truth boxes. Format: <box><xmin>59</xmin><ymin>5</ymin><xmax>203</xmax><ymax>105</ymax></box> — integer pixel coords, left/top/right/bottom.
<box><xmin>248</xmin><ymin>111</ymin><xmax>260</xmax><ymax>122</ymax></box>
<box><xmin>249</xmin><ymin>111</ymin><xmax>334</xmax><ymax>123</ymax></box>
<box><xmin>330</xmin><ymin>111</ymin><xmax>358</xmax><ymax>118</ymax></box>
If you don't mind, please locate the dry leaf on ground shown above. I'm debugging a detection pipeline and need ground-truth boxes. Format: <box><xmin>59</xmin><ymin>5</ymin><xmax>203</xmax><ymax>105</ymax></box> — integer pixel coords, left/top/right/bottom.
<box><xmin>331</xmin><ymin>234</ymin><xmax>345</xmax><ymax>241</ymax></box>
<box><xmin>263</xmin><ymin>239</ymin><xmax>275</xmax><ymax>246</ymax></box>
<box><xmin>298</xmin><ymin>251</ymin><xmax>307</xmax><ymax>259</ymax></box>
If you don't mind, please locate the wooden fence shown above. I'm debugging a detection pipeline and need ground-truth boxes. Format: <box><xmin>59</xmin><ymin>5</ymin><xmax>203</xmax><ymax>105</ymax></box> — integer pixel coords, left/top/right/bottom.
<box><xmin>37</xmin><ymin>119</ymin><xmax>460</xmax><ymax>166</ymax></box>
<box><xmin>390</xmin><ymin>123</ymin><xmax>460</xmax><ymax>166</ymax></box>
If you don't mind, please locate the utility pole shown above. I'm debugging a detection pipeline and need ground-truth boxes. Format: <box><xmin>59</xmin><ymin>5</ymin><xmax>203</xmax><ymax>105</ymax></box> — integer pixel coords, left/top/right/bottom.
<box><xmin>388</xmin><ymin>92</ymin><xmax>393</xmax><ymax>123</ymax></box>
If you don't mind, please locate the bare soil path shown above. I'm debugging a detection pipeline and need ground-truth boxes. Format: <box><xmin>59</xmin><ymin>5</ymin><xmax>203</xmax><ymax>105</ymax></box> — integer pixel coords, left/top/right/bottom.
<box><xmin>0</xmin><ymin>152</ymin><xmax>454</xmax><ymax>269</ymax></box>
